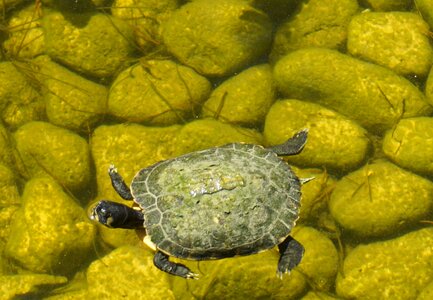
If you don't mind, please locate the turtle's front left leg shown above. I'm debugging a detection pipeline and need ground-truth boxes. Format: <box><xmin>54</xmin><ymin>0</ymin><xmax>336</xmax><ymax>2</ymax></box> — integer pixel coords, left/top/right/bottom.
<box><xmin>153</xmin><ymin>251</ymin><xmax>198</xmax><ymax>279</ymax></box>
<box><xmin>108</xmin><ymin>165</ymin><xmax>133</xmax><ymax>200</ymax></box>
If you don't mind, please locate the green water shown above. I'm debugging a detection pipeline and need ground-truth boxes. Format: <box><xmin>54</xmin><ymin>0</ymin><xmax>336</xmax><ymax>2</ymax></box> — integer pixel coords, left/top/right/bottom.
<box><xmin>1</xmin><ymin>0</ymin><xmax>433</xmax><ymax>299</ymax></box>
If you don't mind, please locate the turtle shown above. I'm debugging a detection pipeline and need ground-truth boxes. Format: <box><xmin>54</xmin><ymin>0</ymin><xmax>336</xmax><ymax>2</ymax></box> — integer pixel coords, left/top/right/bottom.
<box><xmin>89</xmin><ymin>129</ymin><xmax>310</xmax><ymax>279</ymax></box>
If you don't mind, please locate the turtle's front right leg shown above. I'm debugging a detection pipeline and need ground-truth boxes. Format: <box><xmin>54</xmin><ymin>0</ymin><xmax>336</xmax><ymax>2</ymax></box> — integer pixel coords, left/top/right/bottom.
<box><xmin>108</xmin><ymin>165</ymin><xmax>133</xmax><ymax>200</ymax></box>
<box><xmin>153</xmin><ymin>251</ymin><xmax>198</xmax><ymax>279</ymax></box>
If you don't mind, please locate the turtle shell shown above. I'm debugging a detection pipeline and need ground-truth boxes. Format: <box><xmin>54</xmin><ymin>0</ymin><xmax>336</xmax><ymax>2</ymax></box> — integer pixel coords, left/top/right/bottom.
<box><xmin>130</xmin><ymin>142</ymin><xmax>301</xmax><ymax>260</ymax></box>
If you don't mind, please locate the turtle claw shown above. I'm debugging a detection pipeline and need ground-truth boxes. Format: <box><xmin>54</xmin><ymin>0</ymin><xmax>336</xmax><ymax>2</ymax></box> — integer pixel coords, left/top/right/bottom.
<box><xmin>276</xmin><ymin>269</ymin><xmax>290</xmax><ymax>280</ymax></box>
<box><xmin>108</xmin><ymin>164</ymin><xmax>117</xmax><ymax>174</ymax></box>
<box><xmin>186</xmin><ymin>271</ymin><xmax>200</xmax><ymax>280</ymax></box>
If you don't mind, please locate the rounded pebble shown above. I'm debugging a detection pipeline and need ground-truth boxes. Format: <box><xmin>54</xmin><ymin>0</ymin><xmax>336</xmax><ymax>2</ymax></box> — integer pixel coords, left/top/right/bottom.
<box><xmin>0</xmin><ymin>62</ymin><xmax>45</xmax><ymax>130</ymax></box>
<box><xmin>273</xmin><ymin>48</ymin><xmax>432</xmax><ymax>134</ymax></box>
<box><xmin>383</xmin><ymin>117</ymin><xmax>433</xmax><ymax>175</ymax></box>
<box><xmin>0</xmin><ymin>274</ymin><xmax>67</xmax><ymax>300</ymax></box>
<box><xmin>108</xmin><ymin>60</ymin><xmax>211</xmax><ymax>125</ymax></box>
<box><xmin>201</xmin><ymin>64</ymin><xmax>275</xmax><ymax>126</ymax></box>
<box><xmin>264</xmin><ymin>99</ymin><xmax>371</xmax><ymax>172</ymax></box>
<box><xmin>2</xmin><ymin>4</ymin><xmax>44</xmax><ymax>59</ymax></box>
<box><xmin>43</xmin><ymin>11</ymin><xmax>134</xmax><ymax>77</ymax></box>
<box><xmin>87</xmin><ymin>246</ymin><xmax>174</xmax><ymax>299</ymax></box>
<box><xmin>336</xmin><ymin>228</ymin><xmax>433</xmax><ymax>299</ymax></box>
<box><xmin>173</xmin><ymin>119</ymin><xmax>263</xmax><ymax>156</ymax></box>
<box><xmin>329</xmin><ymin>160</ymin><xmax>433</xmax><ymax>238</ymax></box>
<box><xmin>111</xmin><ymin>0</ymin><xmax>178</xmax><ymax>52</ymax></box>
<box><xmin>347</xmin><ymin>12</ymin><xmax>433</xmax><ymax>77</ymax></box>
<box><xmin>292</xmin><ymin>226</ymin><xmax>339</xmax><ymax>291</ymax></box>
<box><xmin>0</xmin><ymin>164</ymin><xmax>19</xmax><ymax>206</ymax></box>
<box><xmin>33</xmin><ymin>56</ymin><xmax>107</xmax><ymax>132</ymax></box>
<box><xmin>91</xmin><ymin>123</ymin><xmax>181</xmax><ymax>203</ymax></box>
<box><xmin>360</xmin><ymin>0</ymin><xmax>412</xmax><ymax>11</ymax></box>
<box><xmin>14</xmin><ymin>121</ymin><xmax>91</xmax><ymax>192</ymax></box>
<box><xmin>5</xmin><ymin>177</ymin><xmax>96</xmax><ymax>274</ymax></box>
<box><xmin>418</xmin><ymin>280</ymin><xmax>433</xmax><ymax>300</ymax></box>
<box><xmin>271</xmin><ymin>0</ymin><xmax>358</xmax><ymax>61</ymax></box>
<box><xmin>295</xmin><ymin>167</ymin><xmax>336</xmax><ymax>224</ymax></box>
<box><xmin>171</xmin><ymin>245</ymin><xmax>307</xmax><ymax>299</ymax></box>
<box><xmin>410</xmin><ymin>0</ymin><xmax>433</xmax><ymax>29</ymax></box>
<box><xmin>162</xmin><ymin>0</ymin><xmax>272</xmax><ymax>76</ymax></box>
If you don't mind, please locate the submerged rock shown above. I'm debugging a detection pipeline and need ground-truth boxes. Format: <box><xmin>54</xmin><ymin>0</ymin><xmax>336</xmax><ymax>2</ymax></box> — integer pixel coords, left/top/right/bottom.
<box><xmin>201</xmin><ymin>64</ymin><xmax>276</xmax><ymax>126</ymax></box>
<box><xmin>173</xmin><ymin>119</ymin><xmax>263</xmax><ymax>156</ymax></box>
<box><xmin>418</xmin><ymin>280</ymin><xmax>433</xmax><ymax>300</ymax></box>
<box><xmin>347</xmin><ymin>12</ymin><xmax>433</xmax><ymax>77</ymax></box>
<box><xmin>295</xmin><ymin>167</ymin><xmax>335</xmax><ymax>224</ymax></box>
<box><xmin>246</xmin><ymin>0</ymin><xmax>299</xmax><ymax>21</ymax></box>
<box><xmin>301</xmin><ymin>291</ymin><xmax>342</xmax><ymax>300</ymax></box>
<box><xmin>0</xmin><ymin>0</ymin><xmax>25</xmax><ymax>11</ymax></box>
<box><xmin>359</xmin><ymin>0</ymin><xmax>411</xmax><ymax>11</ymax></box>
<box><xmin>0</xmin><ymin>164</ymin><xmax>19</xmax><ymax>207</ymax></box>
<box><xmin>414</xmin><ymin>0</ymin><xmax>433</xmax><ymax>29</ymax></box>
<box><xmin>172</xmin><ymin>226</ymin><xmax>337</xmax><ymax>299</ymax></box>
<box><xmin>91</xmin><ymin>123</ymin><xmax>181</xmax><ymax>203</ymax></box>
<box><xmin>0</xmin><ymin>62</ymin><xmax>45</xmax><ymax>130</ymax></box>
<box><xmin>5</xmin><ymin>177</ymin><xmax>95</xmax><ymax>274</ymax></box>
<box><xmin>0</xmin><ymin>274</ymin><xmax>67</xmax><ymax>300</ymax></box>
<box><xmin>173</xmin><ymin>250</ymin><xmax>307</xmax><ymax>299</ymax></box>
<box><xmin>111</xmin><ymin>0</ymin><xmax>178</xmax><ymax>52</ymax></box>
<box><xmin>273</xmin><ymin>48</ymin><xmax>432</xmax><ymax>134</ymax></box>
<box><xmin>0</xmin><ymin>164</ymin><xmax>19</xmax><ymax>272</ymax></box>
<box><xmin>33</xmin><ymin>56</ymin><xmax>107</xmax><ymax>132</ymax></box>
<box><xmin>108</xmin><ymin>60</ymin><xmax>211</xmax><ymax>125</ymax></box>
<box><xmin>14</xmin><ymin>121</ymin><xmax>91</xmax><ymax>192</ymax></box>
<box><xmin>87</xmin><ymin>246</ymin><xmax>174</xmax><ymax>299</ymax></box>
<box><xmin>336</xmin><ymin>228</ymin><xmax>433</xmax><ymax>299</ymax></box>
<box><xmin>264</xmin><ymin>99</ymin><xmax>370</xmax><ymax>172</ymax></box>
<box><xmin>0</xmin><ymin>206</ymin><xmax>19</xmax><ymax>274</ymax></box>
<box><xmin>42</xmin><ymin>0</ymin><xmax>107</xmax><ymax>11</ymax></box>
<box><xmin>44</xmin><ymin>289</ymin><xmax>89</xmax><ymax>300</ymax></box>
<box><xmin>329</xmin><ymin>160</ymin><xmax>433</xmax><ymax>238</ymax></box>
<box><xmin>270</xmin><ymin>0</ymin><xmax>358</xmax><ymax>61</ymax></box>
<box><xmin>292</xmin><ymin>226</ymin><xmax>339</xmax><ymax>292</ymax></box>
<box><xmin>2</xmin><ymin>4</ymin><xmax>45</xmax><ymax>59</ymax></box>
<box><xmin>424</xmin><ymin>66</ymin><xmax>433</xmax><ymax>107</ymax></box>
<box><xmin>0</xmin><ymin>126</ymin><xmax>17</xmax><ymax>178</ymax></box>
<box><xmin>43</xmin><ymin>11</ymin><xmax>134</xmax><ymax>78</ymax></box>
<box><xmin>383</xmin><ymin>117</ymin><xmax>433</xmax><ymax>176</ymax></box>
<box><xmin>162</xmin><ymin>0</ymin><xmax>272</xmax><ymax>76</ymax></box>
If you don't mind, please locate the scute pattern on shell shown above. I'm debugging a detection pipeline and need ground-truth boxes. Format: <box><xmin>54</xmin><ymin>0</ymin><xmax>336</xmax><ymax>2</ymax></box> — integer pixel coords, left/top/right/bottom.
<box><xmin>130</xmin><ymin>143</ymin><xmax>301</xmax><ymax>259</ymax></box>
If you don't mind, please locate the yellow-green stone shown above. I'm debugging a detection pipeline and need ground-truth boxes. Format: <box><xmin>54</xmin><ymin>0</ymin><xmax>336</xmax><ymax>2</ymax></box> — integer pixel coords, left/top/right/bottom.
<box><xmin>273</xmin><ymin>48</ymin><xmax>432</xmax><ymax>134</ymax></box>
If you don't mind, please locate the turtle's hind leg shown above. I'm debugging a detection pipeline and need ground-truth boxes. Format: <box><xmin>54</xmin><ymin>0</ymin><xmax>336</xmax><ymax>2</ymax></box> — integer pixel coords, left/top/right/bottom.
<box><xmin>108</xmin><ymin>165</ymin><xmax>133</xmax><ymax>200</ymax></box>
<box><xmin>277</xmin><ymin>236</ymin><xmax>304</xmax><ymax>278</ymax></box>
<box><xmin>267</xmin><ymin>129</ymin><xmax>308</xmax><ymax>156</ymax></box>
<box><xmin>154</xmin><ymin>251</ymin><xmax>198</xmax><ymax>279</ymax></box>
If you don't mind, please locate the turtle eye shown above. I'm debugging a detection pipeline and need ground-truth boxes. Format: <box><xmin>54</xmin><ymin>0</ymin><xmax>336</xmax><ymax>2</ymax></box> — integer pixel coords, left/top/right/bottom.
<box><xmin>97</xmin><ymin>207</ymin><xmax>110</xmax><ymax>220</ymax></box>
<box><xmin>99</xmin><ymin>207</ymin><xmax>107</xmax><ymax>216</ymax></box>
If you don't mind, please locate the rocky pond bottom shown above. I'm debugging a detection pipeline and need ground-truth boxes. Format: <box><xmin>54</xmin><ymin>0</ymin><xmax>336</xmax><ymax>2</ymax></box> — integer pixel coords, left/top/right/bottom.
<box><xmin>1</xmin><ymin>0</ymin><xmax>433</xmax><ymax>299</ymax></box>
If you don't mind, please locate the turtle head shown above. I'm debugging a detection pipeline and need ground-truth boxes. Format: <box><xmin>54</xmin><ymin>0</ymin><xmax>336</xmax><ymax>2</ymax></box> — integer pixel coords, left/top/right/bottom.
<box><xmin>89</xmin><ymin>200</ymin><xmax>145</xmax><ymax>229</ymax></box>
